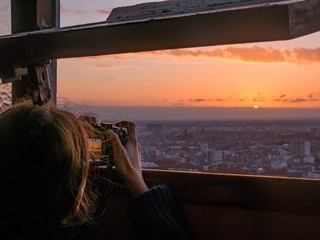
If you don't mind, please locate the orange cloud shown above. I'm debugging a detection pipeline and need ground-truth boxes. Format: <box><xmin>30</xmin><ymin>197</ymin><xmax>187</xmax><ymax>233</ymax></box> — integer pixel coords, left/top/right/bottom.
<box><xmin>70</xmin><ymin>55</ymin><xmax>126</xmax><ymax>69</ymax></box>
<box><xmin>177</xmin><ymin>92</ymin><xmax>320</xmax><ymax>107</ymax></box>
<box><xmin>274</xmin><ymin>93</ymin><xmax>320</xmax><ymax>104</ymax></box>
<box><xmin>289</xmin><ymin>98</ymin><xmax>319</xmax><ymax>103</ymax></box>
<box><xmin>91</xmin><ymin>63</ymin><xmax>114</xmax><ymax>69</ymax></box>
<box><xmin>189</xmin><ymin>98</ymin><xmax>213</xmax><ymax>102</ymax></box>
<box><xmin>153</xmin><ymin>46</ymin><xmax>320</xmax><ymax>65</ymax></box>
<box><xmin>252</xmin><ymin>92</ymin><xmax>267</xmax><ymax>102</ymax></box>
<box><xmin>75</xmin><ymin>45</ymin><xmax>320</xmax><ymax>65</ymax></box>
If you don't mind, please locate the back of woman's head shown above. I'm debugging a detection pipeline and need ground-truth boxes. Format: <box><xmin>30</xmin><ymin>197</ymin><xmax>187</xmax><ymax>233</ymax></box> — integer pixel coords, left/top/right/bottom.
<box><xmin>0</xmin><ymin>101</ymin><xmax>96</xmax><ymax>231</ymax></box>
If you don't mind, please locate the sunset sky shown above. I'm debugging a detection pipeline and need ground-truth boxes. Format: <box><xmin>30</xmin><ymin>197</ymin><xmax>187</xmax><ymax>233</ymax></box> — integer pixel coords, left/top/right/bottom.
<box><xmin>57</xmin><ymin>0</ymin><xmax>320</xmax><ymax>110</ymax></box>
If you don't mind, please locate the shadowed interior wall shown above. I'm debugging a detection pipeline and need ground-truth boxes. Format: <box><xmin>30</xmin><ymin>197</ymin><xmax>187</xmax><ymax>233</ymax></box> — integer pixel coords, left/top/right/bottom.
<box><xmin>77</xmin><ymin>170</ymin><xmax>320</xmax><ymax>240</ymax></box>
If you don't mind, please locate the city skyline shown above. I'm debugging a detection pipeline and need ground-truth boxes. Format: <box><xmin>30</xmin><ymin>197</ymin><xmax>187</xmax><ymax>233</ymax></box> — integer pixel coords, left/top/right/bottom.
<box><xmin>137</xmin><ymin>118</ymin><xmax>320</xmax><ymax>178</ymax></box>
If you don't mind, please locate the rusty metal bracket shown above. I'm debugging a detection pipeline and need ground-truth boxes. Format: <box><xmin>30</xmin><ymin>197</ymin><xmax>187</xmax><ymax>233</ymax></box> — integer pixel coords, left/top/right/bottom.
<box><xmin>27</xmin><ymin>61</ymin><xmax>52</xmax><ymax>105</ymax></box>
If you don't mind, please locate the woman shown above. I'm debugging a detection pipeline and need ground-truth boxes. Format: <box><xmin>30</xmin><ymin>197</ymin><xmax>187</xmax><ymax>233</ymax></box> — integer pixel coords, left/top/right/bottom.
<box><xmin>0</xmin><ymin>101</ymin><xmax>188</xmax><ymax>239</ymax></box>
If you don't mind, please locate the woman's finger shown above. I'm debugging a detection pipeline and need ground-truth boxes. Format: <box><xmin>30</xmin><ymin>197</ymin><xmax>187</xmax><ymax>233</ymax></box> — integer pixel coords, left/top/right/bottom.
<box><xmin>115</xmin><ymin>121</ymin><xmax>137</xmax><ymax>143</ymax></box>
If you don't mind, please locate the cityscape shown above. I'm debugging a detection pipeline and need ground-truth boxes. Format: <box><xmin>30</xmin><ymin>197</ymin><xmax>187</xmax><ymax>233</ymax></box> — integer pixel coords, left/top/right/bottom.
<box><xmin>137</xmin><ymin>119</ymin><xmax>320</xmax><ymax>179</ymax></box>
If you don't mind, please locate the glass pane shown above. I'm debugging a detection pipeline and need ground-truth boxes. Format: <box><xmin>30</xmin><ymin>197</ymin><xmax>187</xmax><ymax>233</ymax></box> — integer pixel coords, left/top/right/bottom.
<box><xmin>57</xmin><ymin>1</ymin><xmax>319</xmax><ymax>178</ymax></box>
<box><xmin>0</xmin><ymin>0</ymin><xmax>11</xmax><ymax>112</ymax></box>
<box><xmin>58</xmin><ymin>43</ymin><xmax>320</xmax><ymax>177</ymax></box>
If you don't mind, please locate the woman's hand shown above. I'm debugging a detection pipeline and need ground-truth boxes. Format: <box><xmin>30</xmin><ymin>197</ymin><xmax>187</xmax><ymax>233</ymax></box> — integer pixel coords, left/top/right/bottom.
<box><xmin>107</xmin><ymin>121</ymin><xmax>148</xmax><ymax>197</ymax></box>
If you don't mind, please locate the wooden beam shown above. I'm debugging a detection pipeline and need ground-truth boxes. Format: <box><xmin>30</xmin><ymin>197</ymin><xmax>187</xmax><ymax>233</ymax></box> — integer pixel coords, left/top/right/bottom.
<box><xmin>0</xmin><ymin>0</ymin><xmax>319</xmax><ymax>66</ymax></box>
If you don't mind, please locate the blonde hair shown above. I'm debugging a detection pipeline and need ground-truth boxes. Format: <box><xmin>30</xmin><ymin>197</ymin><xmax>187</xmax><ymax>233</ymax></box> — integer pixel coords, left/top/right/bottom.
<box><xmin>0</xmin><ymin>100</ymin><xmax>98</xmax><ymax>230</ymax></box>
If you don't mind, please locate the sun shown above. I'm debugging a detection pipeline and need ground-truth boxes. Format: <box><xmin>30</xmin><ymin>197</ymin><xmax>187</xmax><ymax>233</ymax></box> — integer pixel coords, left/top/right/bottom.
<box><xmin>253</xmin><ymin>105</ymin><xmax>259</xmax><ymax>109</ymax></box>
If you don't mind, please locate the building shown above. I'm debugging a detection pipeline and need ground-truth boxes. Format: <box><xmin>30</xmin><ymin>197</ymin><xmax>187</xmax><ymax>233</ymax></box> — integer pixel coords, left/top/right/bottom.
<box><xmin>311</xmin><ymin>128</ymin><xmax>320</xmax><ymax>137</ymax></box>
<box><xmin>290</xmin><ymin>140</ymin><xmax>311</xmax><ymax>157</ymax></box>
<box><xmin>208</xmin><ymin>150</ymin><xmax>224</xmax><ymax>162</ymax></box>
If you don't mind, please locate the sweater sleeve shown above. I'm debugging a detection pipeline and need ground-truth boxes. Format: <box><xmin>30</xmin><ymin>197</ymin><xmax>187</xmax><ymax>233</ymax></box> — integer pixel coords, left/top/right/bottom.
<box><xmin>127</xmin><ymin>185</ymin><xmax>189</xmax><ymax>240</ymax></box>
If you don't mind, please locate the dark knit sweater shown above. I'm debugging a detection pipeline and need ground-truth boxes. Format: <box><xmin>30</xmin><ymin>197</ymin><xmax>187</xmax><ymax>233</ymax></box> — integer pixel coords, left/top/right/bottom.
<box><xmin>2</xmin><ymin>186</ymin><xmax>189</xmax><ymax>240</ymax></box>
<box><xmin>127</xmin><ymin>185</ymin><xmax>189</xmax><ymax>240</ymax></box>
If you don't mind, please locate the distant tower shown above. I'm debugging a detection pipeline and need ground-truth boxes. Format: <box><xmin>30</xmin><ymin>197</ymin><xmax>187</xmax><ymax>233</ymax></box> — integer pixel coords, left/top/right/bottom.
<box><xmin>208</xmin><ymin>150</ymin><xmax>224</xmax><ymax>162</ymax></box>
<box><xmin>290</xmin><ymin>140</ymin><xmax>311</xmax><ymax>157</ymax></box>
<box><xmin>200</xmin><ymin>142</ymin><xmax>209</xmax><ymax>163</ymax></box>
<box><xmin>311</xmin><ymin>128</ymin><xmax>320</xmax><ymax>137</ymax></box>
<box><xmin>200</xmin><ymin>142</ymin><xmax>209</xmax><ymax>152</ymax></box>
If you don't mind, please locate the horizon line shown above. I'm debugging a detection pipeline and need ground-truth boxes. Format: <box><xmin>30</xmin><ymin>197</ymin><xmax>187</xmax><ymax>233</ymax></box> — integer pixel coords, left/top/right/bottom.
<box><xmin>58</xmin><ymin>104</ymin><xmax>320</xmax><ymax>122</ymax></box>
<box><xmin>57</xmin><ymin>103</ymin><xmax>320</xmax><ymax>110</ymax></box>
